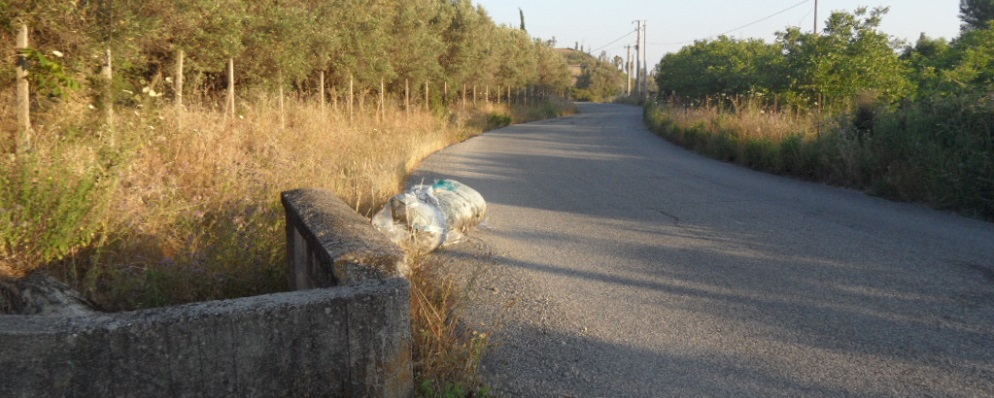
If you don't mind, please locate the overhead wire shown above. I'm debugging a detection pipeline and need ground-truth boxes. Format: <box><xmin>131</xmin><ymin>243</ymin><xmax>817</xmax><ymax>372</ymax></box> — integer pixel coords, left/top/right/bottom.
<box><xmin>648</xmin><ymin>0</ymin><xmax>812</xmax><ymax>47</ymax></box>
<box><xmin>589</xmin><ymin>29</ymin><xmax>637</xmax><ymax>54</ymax></box>
<box><xmin>715</xmin><ymin>0</ymin><xmax>812</xmax><ymax>37</ymax></box>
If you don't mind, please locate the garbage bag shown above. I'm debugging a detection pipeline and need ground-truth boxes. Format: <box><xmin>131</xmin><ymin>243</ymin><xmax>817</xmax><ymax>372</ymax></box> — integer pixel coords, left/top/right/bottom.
<box><xmin>425</xmin><ymin>179</ymin><xmax>487</xmax><ymax>243</ymax></box>
<box><xmin>372</xmin><ymin>191</ymin><xmax>447</xmax><ymax>254</ymax></box>
<box><xmin>372</xmin><ymin>179</ymin><xmax>486</xmax><ymax>253</ymax></box>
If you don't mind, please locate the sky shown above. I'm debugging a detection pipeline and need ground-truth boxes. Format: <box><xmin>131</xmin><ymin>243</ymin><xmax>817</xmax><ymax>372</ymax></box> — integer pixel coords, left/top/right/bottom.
<box><xmin>473</xmin><ymin>0</ymin><xmax>963</xmax><ymax>68</ymax></box>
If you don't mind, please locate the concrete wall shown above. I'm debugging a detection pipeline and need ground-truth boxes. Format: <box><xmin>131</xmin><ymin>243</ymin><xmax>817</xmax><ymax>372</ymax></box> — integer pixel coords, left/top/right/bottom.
<box><xmin>0</xmin><ymin>189</ymin><xmax>413</xmax><ymax>398</ymax></box>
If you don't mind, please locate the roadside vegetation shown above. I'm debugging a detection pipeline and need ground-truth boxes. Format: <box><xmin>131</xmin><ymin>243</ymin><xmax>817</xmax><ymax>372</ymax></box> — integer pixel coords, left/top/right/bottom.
<box><xmin>0</xmin><ymin>1</ymin><xmax>579</xmax><ymax>396</ymax></box>
<box><xmin>647</xmin><ymin>5</ymin><xmax>994</xmax><ymax>220</ymax></box>
<box><xmin>561</xmin><ymin>48</ymin><xmax>628</xmax><ymax>102</ymax></box>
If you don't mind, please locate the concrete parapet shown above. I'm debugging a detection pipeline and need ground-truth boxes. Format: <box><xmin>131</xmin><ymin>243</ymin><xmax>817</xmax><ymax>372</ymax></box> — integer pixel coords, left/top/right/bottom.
<box><xmin>281</xmin><ymin>188</ymin><xmax>409</xmax><ymax>289</ymax></box>
<box><xmin>0</xmin><ymin>189</ymin><xmax>413</xmax><ymax>397</ymax></box>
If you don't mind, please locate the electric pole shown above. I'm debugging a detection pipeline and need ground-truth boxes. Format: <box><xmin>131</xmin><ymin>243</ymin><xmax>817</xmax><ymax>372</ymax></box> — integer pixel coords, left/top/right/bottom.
<box><xmin>625</xmin><ymin>45</ymin><xmax>633</xmax><ymax>96</ymax></box>
<box><xmin>633</xmin><ymin>21</ymin><xmax>640</xmax><ymax>97</ymax></box>
<box><xmin>633</xmin><ymin>19</ymin><xmax>649</xmax><ymax>97</ymax></box>
<box><xmin>636</xmin><ymin>19</ymin><xmax>649</xmax><ymax>98</ymax></box>
<box><xmin>640</xmin><ymin>20</ymin><xmax>648</xmax><ymax>98</ymax></box>
<box><xmin>814</xmin><ymin>0</ymin><xmax>819</xmax><ymax>34</ymax></box>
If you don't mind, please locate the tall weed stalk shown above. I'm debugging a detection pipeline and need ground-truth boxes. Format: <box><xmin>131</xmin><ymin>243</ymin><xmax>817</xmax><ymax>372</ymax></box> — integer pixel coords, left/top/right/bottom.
<box><xmin>411</xmin><ymin>255</ymin><xmax>491</xmax><ymax>398</ymax></box>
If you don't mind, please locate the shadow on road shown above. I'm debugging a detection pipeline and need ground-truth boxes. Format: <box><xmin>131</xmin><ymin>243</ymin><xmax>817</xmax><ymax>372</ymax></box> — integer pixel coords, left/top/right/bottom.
<box><xmin>414</xmin><ymin>103</ymin><xmax>994</xmax><ymax>397</ymax></box>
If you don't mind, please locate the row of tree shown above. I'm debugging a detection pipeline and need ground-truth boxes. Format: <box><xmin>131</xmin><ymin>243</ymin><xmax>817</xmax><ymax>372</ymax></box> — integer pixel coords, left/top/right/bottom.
<box><xmin>1</xmin><ymin>0</ymin><xmax>575</xmax><ymax>106</ymax></box>
<box><xmin>654</xmin><ymin>4</ymin><xmax>994</xmax><ymax>110</ymax></box>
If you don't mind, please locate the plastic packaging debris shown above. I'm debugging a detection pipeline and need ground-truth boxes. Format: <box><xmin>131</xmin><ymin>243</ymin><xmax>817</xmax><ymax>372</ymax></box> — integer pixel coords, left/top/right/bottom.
<box><xmin>372</xmin><ymin>179</ymin><xmax>487</xmax><ymax>254</ymax></box>
<box><xmin>426</xmin><ymin>179</ymin><xmax>487</xmax><ymax>244</ymax></box>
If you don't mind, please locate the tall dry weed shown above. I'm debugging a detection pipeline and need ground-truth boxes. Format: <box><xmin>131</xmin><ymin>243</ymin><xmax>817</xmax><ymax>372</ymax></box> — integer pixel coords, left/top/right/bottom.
<box><xmin>7</xmin><ymin>95</ymin><xmax>488</xmax><ymax>309</ymax></box>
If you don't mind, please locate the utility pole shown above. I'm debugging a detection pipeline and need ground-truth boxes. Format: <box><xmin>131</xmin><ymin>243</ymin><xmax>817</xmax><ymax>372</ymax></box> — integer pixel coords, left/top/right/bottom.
<box><xmin>633</xmin><ymin>20</ymin><xmax>643</xmax><ymax>97</ymax></box>
<box><xmin>814</xmin><ymin>0</ymin><xmax>819</xmax><ymax>34</ymax></box>
<box><xmin>641</xmin><ymin>20</ymin><xmax>648</xmax><ymax>98</ymax></box>
<box><xmin>625</xmin><ymin>45</ymin><xmax>633</xmax><ymax>96</ymax></box>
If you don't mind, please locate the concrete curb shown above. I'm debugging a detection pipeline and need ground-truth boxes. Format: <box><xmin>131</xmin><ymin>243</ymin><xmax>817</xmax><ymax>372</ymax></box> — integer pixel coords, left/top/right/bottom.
<box><xmin>0</xmin><ymin>189</ymin><xmax>413</xmax><ymax>398</ymax></box>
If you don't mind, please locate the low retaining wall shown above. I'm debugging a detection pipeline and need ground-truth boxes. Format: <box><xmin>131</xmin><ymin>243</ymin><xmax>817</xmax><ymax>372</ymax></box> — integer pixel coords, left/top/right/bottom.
<box><xmin>0</xmin><ymin>189</ymin><xmax>413</xmax><ymax>398</ymax></box>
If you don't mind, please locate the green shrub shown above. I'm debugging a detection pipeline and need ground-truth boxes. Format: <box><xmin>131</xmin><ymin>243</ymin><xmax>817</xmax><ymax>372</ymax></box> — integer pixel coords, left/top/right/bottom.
<box><xmin>743</xmin><ymin>138</ymin><xmax>782</xmax><ymax>173</ymax></box>
<box><xmin>0</xmin><ymin>151</ymin><xmax>107</xmax><ymax>277</ymax></box>
<box><xmin>485</xmin><ymin>113</ymin><xmax>512</xmax><ymax>130</ymax></box>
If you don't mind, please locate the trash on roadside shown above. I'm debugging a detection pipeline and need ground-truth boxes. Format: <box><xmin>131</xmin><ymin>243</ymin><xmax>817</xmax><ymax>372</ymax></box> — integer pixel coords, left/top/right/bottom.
<box><xmin>372</xmin><ymin>179</ymin><xmax>487</xmax><ymax>254</ymax></box>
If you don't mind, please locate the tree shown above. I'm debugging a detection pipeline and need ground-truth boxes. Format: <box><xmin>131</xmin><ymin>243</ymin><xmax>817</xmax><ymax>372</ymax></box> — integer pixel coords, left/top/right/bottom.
<box><xmin>325</xmin><ymin>0</ymin><xmax>394</xmax><ymax>88</ymax></box>
<box><xmin>574</xmin><ymin>51</ymin><xmax>625</xmax><ymax>101</ymax></box>
<box><xmin>0</xmin><ymin>0</ymin><xmax>572</xmax><ymax>110</ymax></box>
<box><xmin>654</xmin><ymin>36</ymin><xmax>783</xmax><ymax>100</ymax></box>
<box><xmin>960</xmin><ymin>0</ymin><xmax>994</xmax><ymax>32</ymax></box>
<box><xmin>939</xmin><ymin>25</ymin><xmax>994</xmax><ymax>95</ymax></box>
<box><xmin>439</xmin><ymin>0</ymin><xmax>489</xmax><ymax>89</ymax></box>
<box><xmin>533</xmin><ymin>39</ymin><xmax>572</xmax><ymax>92</ymax></box>
<box><xmin>778</xmin><ymin>7</ymin><xmax>912</xmax><ymax>108</ymax></box>
<box><xmin>386</xmin><ymin>0</ymin><xmax>446</xmax><ymax>90</ymax></box>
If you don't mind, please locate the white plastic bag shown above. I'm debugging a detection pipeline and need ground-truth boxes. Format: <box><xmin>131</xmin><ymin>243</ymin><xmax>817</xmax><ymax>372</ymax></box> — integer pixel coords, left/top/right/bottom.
<box><xmin>427</xmin><ymin>179</ymin><xmax>487</xmax><ymax>244</ymax></box>
<box><xmin>372</xmin><ymin>179</ymin><xmax>486</xmax><ymax>253</ymax></box>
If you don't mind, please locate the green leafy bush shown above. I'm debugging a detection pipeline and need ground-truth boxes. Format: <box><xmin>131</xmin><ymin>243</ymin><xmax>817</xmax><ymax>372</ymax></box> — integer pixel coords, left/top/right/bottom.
<box><xmin>485</xmin><ymin>113</ymin><xmax>511</xmax><ymax>130</ymax></box>
<box><xmin>0</xmin><ymin>151</ymin><xmax>106</xmax><ymax>277</ymax></box>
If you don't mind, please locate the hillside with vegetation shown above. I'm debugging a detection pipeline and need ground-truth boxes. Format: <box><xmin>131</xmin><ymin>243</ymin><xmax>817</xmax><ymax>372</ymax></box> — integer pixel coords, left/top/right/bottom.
<box><xmin>560</xmin><ymin>48</ymin><xmax>628</xmax><ymax>102</ymax></box>
<box><xmin>647</xmin><ymin>5</ymin><xmax>994</xmax><ymax>220</ymax></box>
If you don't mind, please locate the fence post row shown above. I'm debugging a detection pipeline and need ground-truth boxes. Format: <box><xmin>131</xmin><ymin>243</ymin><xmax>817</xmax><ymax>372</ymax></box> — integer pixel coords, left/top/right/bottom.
<box><xmin>10</xmin><ymin>27</ymin><xmax>561</xmax><ymax>152</ymax></box>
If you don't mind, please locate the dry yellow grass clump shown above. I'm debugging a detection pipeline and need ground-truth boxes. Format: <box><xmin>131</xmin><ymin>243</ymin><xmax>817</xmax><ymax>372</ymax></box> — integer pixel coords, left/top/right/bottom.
<box><xmin>2</xmin><ymin>93</ymin><xmax>508</xmax><ymax>310</ymax></box>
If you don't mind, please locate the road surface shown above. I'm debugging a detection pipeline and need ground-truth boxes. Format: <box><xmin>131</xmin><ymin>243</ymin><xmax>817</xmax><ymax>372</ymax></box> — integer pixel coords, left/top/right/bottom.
<box><xmin>409</xmin><ymin>103</ymin><xmax>994</xmax><ymax>397</ymax></box>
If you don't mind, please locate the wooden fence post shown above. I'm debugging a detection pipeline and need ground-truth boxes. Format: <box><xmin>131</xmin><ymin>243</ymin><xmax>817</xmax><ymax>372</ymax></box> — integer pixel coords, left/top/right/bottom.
<box><xmin>175</xmin><ymin>50</ymin><xmax>184</xmax><ymax>109</ymax></box>
<box><xmin>103</xmin><ymin>48</ymin><xmax>114</xmax><ymax>141</ymax></box>
<box><xmin>379</xmin><ymin>78</ymin><xmax>385</xmax><ymax>122</ymax></box>
<box><xmin>226</xmin><ymin>58</ymin><xmax>235</xmax><ymax>116</ymax></box>
<box><xmin>16</xmin><ymin>23</ymin><xmax>30</xmax><ymax>154</ymax></box>
<box><xmin>462</xmin><ymin>84</ymin><xmax>466</xmax><ymax>112</ymax></box>
<box><xmin>174</xmin><ymin>49</ymin><xmax>184</xmax><ymax>130</ymax></box>
<box><xmin>405</xmin><ymin>79</ymin><xmax>410</xmax><ymax>120</ymax></box>
<box><xmin>278</xmin><ymin>70</ymin><xmax>286</xmax><ymax>130</ymax></box>
<box><xmin>348</xmin><ymin>75</ymin><xmax>354</xmax><ymax>123</ymax></box>
<box><xmin>424</xmin><ymin>81</ymin><xmax>429</xmax><ymax>112</ymax></box>
<box><xmin>332</xmin><ymin>86</ymin><xmax>338</xmax><ymax>111</ymax></box>
<box><xmin>496</xmin><ymin>85</ymin><xmax>500</xmax><ymax>104</ymax></box>
<box><xmin>319</xmin><ymin>70</ymin><xmax>325</xmax><ymax>113</ymax></box>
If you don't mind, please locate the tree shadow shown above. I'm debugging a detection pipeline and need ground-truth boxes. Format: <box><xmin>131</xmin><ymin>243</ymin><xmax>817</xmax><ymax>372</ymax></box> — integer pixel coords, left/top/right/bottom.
<box><xmin>415</xmin><ymin>103</ymin><xmax>994</xmax><ymax>396</ymax></box>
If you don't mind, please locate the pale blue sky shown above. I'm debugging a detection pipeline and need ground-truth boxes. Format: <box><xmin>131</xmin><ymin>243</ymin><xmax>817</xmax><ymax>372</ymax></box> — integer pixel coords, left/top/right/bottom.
<box><xmin>474</xmin><ymin>1</ymin><xmax>962</xmax><ymax>67</ymax></box>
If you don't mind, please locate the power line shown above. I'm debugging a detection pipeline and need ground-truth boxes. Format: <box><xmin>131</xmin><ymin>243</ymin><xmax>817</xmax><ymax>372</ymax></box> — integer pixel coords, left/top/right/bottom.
<box><xmin>589</xmin><ymin>29</ymin><xmax>637</xmax><ymax>54</ymax></box>
<box><xmin>648</xmin><ymin>0</ymin><xmax>812</xmax><ymax>47</ymax></box>
<box><xmin>716</xmin><ymin>0</ymin><xmax>812</xmax><ymax>37</ymax></box>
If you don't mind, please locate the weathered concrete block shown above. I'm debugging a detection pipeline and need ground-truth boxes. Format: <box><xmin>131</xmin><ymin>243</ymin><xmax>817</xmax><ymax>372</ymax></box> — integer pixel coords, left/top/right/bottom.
<box><xmin>1</xmin><ymin>190</ymin><xmax>413</xmax><ymax>397</ymax></box>
<box><xmin>282</xmin><ymin>188</ymin><xmax>409</xmax><ymax>289</ymax></box>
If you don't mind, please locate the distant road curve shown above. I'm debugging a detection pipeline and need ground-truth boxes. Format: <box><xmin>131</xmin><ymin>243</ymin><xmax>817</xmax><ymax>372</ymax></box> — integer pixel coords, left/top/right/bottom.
<box><xmin>411</xmin><ymin>102</ymin><xmax>994</xmax><ymax>397</ymax></box>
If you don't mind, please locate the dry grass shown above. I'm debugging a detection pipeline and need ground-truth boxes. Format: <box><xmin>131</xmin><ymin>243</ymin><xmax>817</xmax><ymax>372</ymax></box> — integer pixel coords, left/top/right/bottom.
<box><xmin>2</xmin><ymin>93</ymin><xmax>572</xmax><ymax>395</ymax></box>
<box><xmin>0</xmin><ymin>93</ymin><xmax>514</xmax><ymax>310</ymax></box>
<box><xmin>410</xmin><ymin>254</ymin><xmax>491</xmax><ymax>397</ymax></box>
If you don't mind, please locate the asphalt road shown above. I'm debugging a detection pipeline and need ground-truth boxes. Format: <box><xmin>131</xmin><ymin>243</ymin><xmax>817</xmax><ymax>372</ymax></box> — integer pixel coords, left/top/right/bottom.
<box><xmin>409</xmin><ymin>103</ymin><xmax>994</xmax><ymax>397</ymax></box>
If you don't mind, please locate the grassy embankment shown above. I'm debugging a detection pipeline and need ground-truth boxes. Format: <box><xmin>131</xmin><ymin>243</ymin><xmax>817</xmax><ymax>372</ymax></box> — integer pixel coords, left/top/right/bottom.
<box><xmin>643</xmin><ymin>99</ymin><xmax>994</xmax><ymax>220</ymax></box>
<box><xmin>1</xmin><ymin>92</ymin><xmax>574</xmax><ymax>396</ymax></box>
